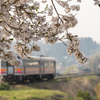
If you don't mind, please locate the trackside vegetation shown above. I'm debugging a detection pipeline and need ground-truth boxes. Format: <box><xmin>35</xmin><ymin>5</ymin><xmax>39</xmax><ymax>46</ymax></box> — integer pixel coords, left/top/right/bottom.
<box><xmin>0</xmin><ymin>82</ymin><xmax>10</xmax><ymax>90</ymax></box>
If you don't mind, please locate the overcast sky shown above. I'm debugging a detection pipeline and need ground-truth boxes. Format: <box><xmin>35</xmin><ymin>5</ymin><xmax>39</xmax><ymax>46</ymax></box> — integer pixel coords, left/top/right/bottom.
<box><xmin>68</xmin><ymin>0</ymin><xmax>100</xmax><ymax>43</ymax></box>
<box><xmin>43</xmin><ymin>0</ymin><xmax>100</xmax><ymax>43</ymax></box>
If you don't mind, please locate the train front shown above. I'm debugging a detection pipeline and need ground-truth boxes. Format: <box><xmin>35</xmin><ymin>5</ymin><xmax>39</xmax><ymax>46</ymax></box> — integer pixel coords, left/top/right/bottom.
<box><xmin>0</xmin><ymin>59</ymin><xmax>23</xmax><ymax>82</ymax></box>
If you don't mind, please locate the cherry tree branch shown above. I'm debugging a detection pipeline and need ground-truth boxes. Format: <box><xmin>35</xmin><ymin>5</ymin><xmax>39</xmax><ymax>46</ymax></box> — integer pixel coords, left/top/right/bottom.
<box><xmin>7</xmin><ymin>23</ymin><xmax>20</xmax><ymax>30</ymax></box>
<box><xmin>59</xmin><ymin>39</ymin><xmax>68</xmax><ymax>47</ymax></box>
<box><xmin>51</xmin><ymin>0</ymin><xmax>63</xmax><ymax>23</ymax></box>
<box><xmin>1</xmin><ymin>0</ymin><xmax>9</xmax><ymax>6</ymax></box>
<box><xmin>11</xmin><ymin>0</ymin><xmax>20</xmax><ymax>5</ymax></box>
<box><xmin>3</xmin><ymin>26</ymin><xmax>12</xmax><ymax>35</ymax></box>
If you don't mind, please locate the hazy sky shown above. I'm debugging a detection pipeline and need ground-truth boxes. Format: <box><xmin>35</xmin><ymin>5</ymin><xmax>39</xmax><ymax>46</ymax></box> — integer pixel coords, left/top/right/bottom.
<box><xmin>68</xmin><ymin>0</ymin><xmax>100</xmax><ymax>43</ymax></box>
<box><xmin>43</xmin><ymin>0</ymin><xmax>100</xmax><ymax>43</ymax></box>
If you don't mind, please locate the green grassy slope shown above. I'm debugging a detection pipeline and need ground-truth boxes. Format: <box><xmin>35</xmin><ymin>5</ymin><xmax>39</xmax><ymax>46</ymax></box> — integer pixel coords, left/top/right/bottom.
<box><xmin>0</xmin><ymin>88</ymin><xmax>73</xmax><ymax>100</ymax></box>
<box><xmin>0</xmin><ymin>75</ymin><xmax>99</xmax><ymax>100</ymax></box>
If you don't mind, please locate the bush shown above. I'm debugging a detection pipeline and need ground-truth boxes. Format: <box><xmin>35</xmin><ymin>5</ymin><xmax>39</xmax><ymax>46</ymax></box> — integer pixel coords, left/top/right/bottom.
<box><xmin>0</xmin><ymin>82</ymin><xmax>10</xmax><ymax>90</ymax></box>
<box><xmin>77</xmin><ymin>91</ymin><xmax>92</xmax><ymax>100</ymax></box>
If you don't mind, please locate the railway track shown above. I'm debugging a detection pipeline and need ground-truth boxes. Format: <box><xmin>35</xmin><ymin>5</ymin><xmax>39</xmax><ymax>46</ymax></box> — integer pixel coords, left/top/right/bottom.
<box><xmin>1</xmin><ymin>74</ymin><xmax>99</xmax><ymax>85</ymax></box>
<box><xmin>55</xmin><ymin>74</ymin><xmax>98</xmax><ymax>79</ymax></box>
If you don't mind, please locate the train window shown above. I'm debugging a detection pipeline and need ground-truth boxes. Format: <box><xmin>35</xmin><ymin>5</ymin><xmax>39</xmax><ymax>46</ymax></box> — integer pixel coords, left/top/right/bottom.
<box><xmin>1</xmin><ymin>61</ymin><xmax>7</xmax><ymax>67</ymax></box>
<box><xmin>51</xmin><ymin>62</ymin><xmax>54</xmax><ymax>68</ymax></box>
<box><xmin>47</xmin><ymin>62</ymin><xmax>49</xmax><ymax>68</ymax></box>
<box><xmin>25</xmin><ymin>60</ymin><xmax>30</xmax><ymax>67</ymax></box>
<box><xmin>44</xmin><ymin>61</ymin><xmax>55</xmax><ymax>68</ymax></box>
<box><xmin>26</xmin><ymin>61</ymin><xmax>39</xmax><ymax>68</ymax></box>
<box><xmin>44</xmin><ymin>62</ymin><xmax>49</xmax><ymax>68</ymax></box>
<box><xmin>32</xmin><ymin>61</ymin><xmax>39</xmax><ymax>68</ymax></box>
<box><xmin>44</xmin><ymin>62</ymin><xmax>47</xmax><ymax>68</ymax></box>
<box><xmin>48</xmin><ymin>62</ymin><xmax>50</xmax><ymax>68</ymax></box>
<box><xmin>44</xmin><ymin>63</ymin><xmax>46</xmax><ymax>68</ymax></box>
<box><xmin>44</xmin><ymin>62</ymin><xmax>46</xmax><ymax>68</ymax></box>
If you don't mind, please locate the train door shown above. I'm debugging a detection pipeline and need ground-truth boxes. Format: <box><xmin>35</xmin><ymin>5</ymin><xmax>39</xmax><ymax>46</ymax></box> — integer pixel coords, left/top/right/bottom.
<box><xmin>22</xmin><ymin>59</ymin><xmax>26</xmax><ymax>76</ymax></box>
<box><xmin>7</xmin><ymin>62</ymin><xmax>14</xmax><ymax>75</ymax></box>
<box><xmin>40</xmin><ymin>58</ymin><xmax>44</xmax><ymax>78</ymax></box>
<box><xmin>54</xmin><ymin>61</ymin><xmax>56</xmax><ymax>76</ymax></box>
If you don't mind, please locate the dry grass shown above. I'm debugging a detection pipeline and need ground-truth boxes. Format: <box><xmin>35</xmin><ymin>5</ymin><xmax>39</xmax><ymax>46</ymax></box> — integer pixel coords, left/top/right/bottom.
<box><xmin>15</xmin><ymin>75</ymin><xmax>99</xmax><ymax>97</ymax></box>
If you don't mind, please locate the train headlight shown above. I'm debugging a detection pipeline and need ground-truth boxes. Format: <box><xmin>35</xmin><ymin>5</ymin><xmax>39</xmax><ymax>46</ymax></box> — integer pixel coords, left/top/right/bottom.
<box><xmin>1</xmin><ymin>71</ymin><xmax>3</xmax><ymax>73</ymax></box>
<box><xmin>18</xmin><ymin>70</ymin><xmax>21</xmax><ymax>73</ymax></box>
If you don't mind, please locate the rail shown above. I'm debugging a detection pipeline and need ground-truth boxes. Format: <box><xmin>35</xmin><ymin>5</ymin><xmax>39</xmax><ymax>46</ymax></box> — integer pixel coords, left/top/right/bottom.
<box><xmin>55</xmin><ymin>73</ymin><xmax>100</xmax><ymax>79</ymax></box>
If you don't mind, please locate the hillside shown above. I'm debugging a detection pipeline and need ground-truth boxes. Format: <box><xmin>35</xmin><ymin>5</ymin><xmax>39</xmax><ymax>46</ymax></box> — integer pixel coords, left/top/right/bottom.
<box><xmin>33</xmin><ymin>37</ymin><xmax>100</xmax><ymax>67</ymax></box>
<box><xmin>0</xmin><ymin>75</ymin><xmax>99</xmax><ymax>100</ymax></box>
<box><xmin>24</xmin><ymin>75</ymin><xmax>99</xmax><ymax>97</ymax></box>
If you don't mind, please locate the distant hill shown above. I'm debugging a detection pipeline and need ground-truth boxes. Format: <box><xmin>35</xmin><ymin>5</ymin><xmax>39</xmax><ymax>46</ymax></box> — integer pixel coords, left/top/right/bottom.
<box><xmin>79</xmin><ymin>37</ymin><xmax>98</xmax><ymax>56</ymax></box>
<box><xmin>33</xmin><ymin>37</ymin><xmax>100</xmax><ymax>67</ymax></box>
<box><xmin>11</xmin><ymin>37</ymin><xmax>100</xmax><ymax>67</ymax></box>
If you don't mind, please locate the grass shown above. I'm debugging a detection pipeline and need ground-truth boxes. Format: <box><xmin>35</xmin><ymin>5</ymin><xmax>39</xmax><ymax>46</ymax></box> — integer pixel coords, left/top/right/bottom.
<box><xmin>50</xmin><ymin>78</ymin><xmax>69</xmax><ymax>82</ymax></box>
<box><xmin>0</xmin><ymin>75</ymin><xmax>99</xmax><ymax>100</ymax></box>
<box><xmin>0</xmin><ymin>86</ymin><xmax>73</xmax><ymax>100</ymax></box>
<box><xmin>83</xmin><ymin>75</ymin><xmax>98</xmax><ymax>79</ymax></box>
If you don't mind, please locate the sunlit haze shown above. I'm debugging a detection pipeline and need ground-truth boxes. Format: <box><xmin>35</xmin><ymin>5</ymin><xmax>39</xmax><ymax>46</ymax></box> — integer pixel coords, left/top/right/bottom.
<box><xmin>41</xmin><ymin>0</ymin><xmax>100</xmax><ymax>43</ymax></box>
<box><xmin>68</xmin><ymin>0</ymin><xmax>100</xmax><ymax>43</ymax></box>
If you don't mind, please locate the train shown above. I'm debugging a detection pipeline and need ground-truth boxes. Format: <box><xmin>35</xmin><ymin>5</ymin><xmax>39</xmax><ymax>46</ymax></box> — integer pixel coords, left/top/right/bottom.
<box><xmin>0</xmin><ymin>56</ymin><xmax>56</xmax><ymax>83</ymax></box>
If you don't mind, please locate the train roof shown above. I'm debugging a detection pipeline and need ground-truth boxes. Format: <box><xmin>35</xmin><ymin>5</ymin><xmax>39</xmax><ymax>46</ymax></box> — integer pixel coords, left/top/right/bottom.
<box><xmin>41</xmin><ymin>57</ymin><xmax>56</xmax><ymax>61</ymax></box>
<box><xmin>22</xmin><ymin>56</ymin><xmax>56</xmax><ymax>61</ymax></box>
<box><xmin>22</xmin><ymin>56</ymin><xmax>41</xmax><ymax>60</ymax></box>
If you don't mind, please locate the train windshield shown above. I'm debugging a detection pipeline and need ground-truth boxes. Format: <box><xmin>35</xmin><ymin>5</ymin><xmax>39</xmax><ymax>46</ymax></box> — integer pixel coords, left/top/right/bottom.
<box><xmin>1</xmin><ymin>61</ymin><xmax>7</xmax><ymax>68</ymax></box>
<box><xmin>7</xmin><ymin>63</ymin><xmax>13</xmax><ymax>67</ymax></box>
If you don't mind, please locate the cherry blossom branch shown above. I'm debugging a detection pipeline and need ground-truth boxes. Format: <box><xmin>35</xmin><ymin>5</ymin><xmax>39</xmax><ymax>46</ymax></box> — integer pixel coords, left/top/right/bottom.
<box><xmin>1</xmin><ymin>0</ymin><xmax>9</xmax><ymax>6</ymax></box>
<box><xmin>3</xmin><ymin>26</ymin><xmax>12</xmax><ymax>35</ymax></box>
<box><xmin>11</xmin><ymin>0</ymin><xmax>20</xmax><ymax>5</ymax></box>
<box><xmin>7</xmin><ymin>23</ymin><xmax>20</xmax><ymax>30</ymax></box>
<box><xmin>59</xmin><ymin>39</ymin><xmax>68</xmax><ymax>47</ymax></box>
<box><xmin>0</xmin><ymin>0</ymin><xmax>95</xmax><ymax>66</ymax></box>
<box><xmin>51</xmin><ymin>0</ymin><xmax>63</xmax><ymax>23</ymax></box>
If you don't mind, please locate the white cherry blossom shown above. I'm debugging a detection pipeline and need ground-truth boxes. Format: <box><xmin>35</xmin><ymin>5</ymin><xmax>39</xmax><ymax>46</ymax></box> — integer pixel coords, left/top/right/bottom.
<box><xmin>77</xmin><ymin>0</ymin><xmax>81</xmax><ymax>3</ymax></box>
<box><xmin>0</xmin><ymin>0</ymin><xmax>98</xmax><ymax>67</ymax></box>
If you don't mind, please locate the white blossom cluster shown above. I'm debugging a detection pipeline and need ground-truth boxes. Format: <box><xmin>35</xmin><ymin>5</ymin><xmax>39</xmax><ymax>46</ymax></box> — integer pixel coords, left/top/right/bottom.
<box><xmin>0</xmin><ymin>0</ymin><xmax>97</xmax><ymax>67</ymax></box>
<box><xmin>62</xmin><ymin>14</ymin><xmax>78</xmax><ymax>30</ymax></box>
<box><xmin>94</xmin><ymin>0</ymin><xmax>100</xmax><ymax>5</ymax></box>
<box><xmin>77</xmin><ymin>0</ymin><xmax>100</xmax><ymax>6</ymax></box>
<box><xmin>66</xmin><ymin>33</ymin><xmax>88</xmax><ymax>64</ymax></box>
<box><xmin>77</xmin><ymin>0</ymin><xmax>81</xmax><ymax>3</ymax></box>
<box><xmin>55</xmin><ymin>0</ymin><xmax>80</xmax><ymax>13</ymax></box>
<box><xmin>41</xmin><ymin>0</ymin><xmax>47</xmax><ymax>3</ymax></box>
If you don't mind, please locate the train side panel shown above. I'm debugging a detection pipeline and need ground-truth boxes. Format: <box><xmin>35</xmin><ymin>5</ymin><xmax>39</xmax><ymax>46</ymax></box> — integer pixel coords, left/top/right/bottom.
<box><xmin>42</xmin><ymin>57</ymin><xmax>56</xmax><ymax>79</ymax></box>
<box><xmin>44</xmin><ymin>61</ymin><xmax>55</xmax><ymax>74</ymax></box>
<box><xmin>0</xmin><ymin>56</ymin><xmax>56</xmax><ymax>82</ymax></box>
<box><xmin>22</xmin><ymin>59</ymin><xmax>40</xmax><ymax>75</ymax></box>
